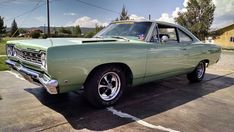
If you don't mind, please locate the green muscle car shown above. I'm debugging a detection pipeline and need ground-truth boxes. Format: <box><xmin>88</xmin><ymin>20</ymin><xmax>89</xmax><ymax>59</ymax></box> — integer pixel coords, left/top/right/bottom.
<box><xmin>5</xmin><ymin>20</ymin><xmax>221</xmax><ymax>107</ymax></box>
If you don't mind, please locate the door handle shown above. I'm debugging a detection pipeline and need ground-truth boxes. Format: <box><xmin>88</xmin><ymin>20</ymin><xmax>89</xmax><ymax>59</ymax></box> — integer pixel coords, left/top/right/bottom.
<box><xmin>181</xmin><ymin>48</ymin><xmax>187</xmax><ymax>50</ymax></box>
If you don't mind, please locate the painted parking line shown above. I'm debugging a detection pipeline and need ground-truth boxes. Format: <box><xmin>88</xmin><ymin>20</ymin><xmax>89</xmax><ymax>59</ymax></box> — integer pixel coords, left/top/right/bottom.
<box><xmin>107</xmin><ymin>107</ymin><xmax>180</xmax><ymax>132</ymax></box>
<box><xmin>4</xmin><ymin>71</ymin><xmax>25</xmax><ymax>81</ymax></box>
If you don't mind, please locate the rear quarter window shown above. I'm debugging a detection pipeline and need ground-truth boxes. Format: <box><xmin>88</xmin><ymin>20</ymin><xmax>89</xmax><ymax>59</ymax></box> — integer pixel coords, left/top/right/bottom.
<box><xmin>178</xmin><ymin>29</ymin><xmax>193</xmax><ymax>42</ymax></box>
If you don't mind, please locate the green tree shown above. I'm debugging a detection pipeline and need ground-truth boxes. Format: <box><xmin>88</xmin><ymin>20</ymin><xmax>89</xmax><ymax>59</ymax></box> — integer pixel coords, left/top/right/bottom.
<box><xmin>10</xmin><ymin>19</ymin><xmax>19</xmax><ymax>37</ymax></box>
<box><xmin>175</xmin><ymin>0</ymin><xmax>215</xmax><ymax>40</ymax></box>
<box><xmin>18</xmin><ymin>28</ymin><xmax>27</xmax><ymax>34</ymax></box>
<box><xmin>31</xmin><ymin>31</ymin><xmax>41</xmax><ymax>38</ymax></box>
<box><xmin>119</xmin><ymin>6</ymin><xmax>129</xmax><ymax>20</ymax></box>
<box><xmin>59</xmin><ymin>27</ymin><xmax>72</xmax><ymax>34</ymax></box>
<box><xmin>0</xmin><ymin>16</ymin><xmax>6</xmax><ymax>39</ymax></box>
<box><xmin>95</xmin><ymin>24</ymin><xmax>104</xmax><ymax>33</ymax></box>
<box><xmin>73</xmin><ymin>25</ymin><xmax>82</xmax><ymax>36</ymax></box>
<box><xmin>85</xmin><ymin>31</ymin><xmax>95</xmax><ymax>38</ymax></box>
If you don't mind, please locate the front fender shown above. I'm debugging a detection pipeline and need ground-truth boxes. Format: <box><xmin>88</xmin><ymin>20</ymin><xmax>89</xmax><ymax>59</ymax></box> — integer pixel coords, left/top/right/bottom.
<box><xmin>46</xmin><ymin>43</ymin><xmax>147</xmax><ymax>93</ymax></box>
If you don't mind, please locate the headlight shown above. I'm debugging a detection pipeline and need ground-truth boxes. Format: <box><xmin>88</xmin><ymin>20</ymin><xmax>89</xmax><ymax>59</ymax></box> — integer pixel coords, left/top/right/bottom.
<box><xmin>41</xmin><ymin>53</ymin><xmax>47</xmax><ymax>69</ymax></box>
<box><xmin>6</xmin><ymin>45</ymin><xmax>17</xmax><ymax>57</ymax></box>
<box><xmin>7</xmin><ymin>46</ymin><xmax>13</xmax><ymax>56</ymax></box>
<box><xmin>12</xmin><ymin>47</ymin><xmax>16</xmax><ymax>56</ymax></box>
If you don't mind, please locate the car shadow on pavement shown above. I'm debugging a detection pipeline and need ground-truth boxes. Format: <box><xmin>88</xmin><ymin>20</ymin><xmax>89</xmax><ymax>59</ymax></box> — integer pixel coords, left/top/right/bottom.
<box><xmin>25</xmin><ymin>73</ymin><xmax>234</xmax><ymax>131</ymax></box>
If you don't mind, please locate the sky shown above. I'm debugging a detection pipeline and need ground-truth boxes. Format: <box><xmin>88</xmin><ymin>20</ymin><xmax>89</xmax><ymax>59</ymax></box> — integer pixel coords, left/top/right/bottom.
<box><xmin>0</xmin><ymin>0</ymin><xmax>233</xmax><ymax>29</ymax></box>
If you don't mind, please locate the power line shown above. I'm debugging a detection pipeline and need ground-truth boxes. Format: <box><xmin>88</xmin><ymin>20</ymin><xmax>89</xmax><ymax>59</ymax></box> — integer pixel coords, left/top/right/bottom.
<box><xmin>5</xmin><ymin>1</ymin><xmax>46</xmax><ymax>22</ymax></box>
<box><xmin>0</xmin><ymin>0</ymin><xmax>17</xmax><ymax>6</ymax></box>
<box><xmin>75</xmin><ymin>0</ymin><xmax>120</xmax><ymax>15</ymax></box>
<box><xmin>10</xmin><ymin>0</ymin><xmax>44</xmax><ymax>37</ymax></box>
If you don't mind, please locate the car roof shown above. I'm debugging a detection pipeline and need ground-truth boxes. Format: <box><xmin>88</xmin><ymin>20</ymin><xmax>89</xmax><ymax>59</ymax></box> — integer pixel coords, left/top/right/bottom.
<box><xmin>111</xmin><ymin>20</ymin><xmax>200</xmax><ymax>42</ymax></box>
<box><xmin>111</xmin><ymin>20</ymin><xmax>179</xmax><ymax>27</ymax></box>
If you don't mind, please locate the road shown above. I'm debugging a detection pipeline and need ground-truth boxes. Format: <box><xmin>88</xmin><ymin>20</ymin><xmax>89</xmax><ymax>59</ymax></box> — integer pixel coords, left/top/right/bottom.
<box><xmin>0</xmin><ymin>51</ymin><xmax>234</xmax><ymax>132</ymax></box>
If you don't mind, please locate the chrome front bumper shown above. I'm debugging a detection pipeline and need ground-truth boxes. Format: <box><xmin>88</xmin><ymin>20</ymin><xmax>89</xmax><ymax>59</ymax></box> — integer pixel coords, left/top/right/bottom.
<box><xmin>5</xmin><ymin>59</ymin><xmax>59</xmax><ymax>94</ymax></box>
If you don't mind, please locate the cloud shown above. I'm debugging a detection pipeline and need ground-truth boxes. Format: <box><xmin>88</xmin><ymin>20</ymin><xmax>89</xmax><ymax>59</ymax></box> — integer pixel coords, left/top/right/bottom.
<box><xmin>172</xmin><ymin>7</ymin><xmax>187</xmax><ymax>18</ymax></box>
<box><xmin>157</xmin><ymin>6</ymin><xmax>186</xmax><ymax>23</ymax></box>
<box><xmin>158</xmin><ymin>13</ymin><xmax>175</xmax><ymax>23</ymax></box>
<box><xmin>63</xmin><ymin>12</ymin><xmax>77</xmax><ymax>16</ymax></box>
<box><xmin>213</xmin><ymin>0</ymin><xmax>234</xmax><ymax>17</ymax></box>
<box><xmin>69</xmin><ymin>16</ymin><xmax>108</xmax><ymax>28</ymax></box>
<box><xmin>212</xmin><ymin>0</ymin><xmax>234</xmax><ymax>28</ymax></box>
<box><xmin>183</xmin><ymin>0</ymin><xmax>189</xmax><ymax>7</ymax></box>
<box><xmin>129</xmin><ymin>14</ymin><xmax>146</xmax><ymax>20</ymax></box>
<box><xmin>158</xmin><ymin>0</ymin><xmax>234</xmax><ymax>27</ymax></box>
<box><xmin>157</xmin><ymin>0</ymin><xmax>188</xmax><ymax>23</ymax></box>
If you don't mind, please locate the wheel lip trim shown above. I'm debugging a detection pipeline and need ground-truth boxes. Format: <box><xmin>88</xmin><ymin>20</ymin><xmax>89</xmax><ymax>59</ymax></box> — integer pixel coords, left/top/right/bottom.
<box><xmin>98</xmin><ymin>71</ymin><xmax>121</xmax><ymax>101</ymax></box>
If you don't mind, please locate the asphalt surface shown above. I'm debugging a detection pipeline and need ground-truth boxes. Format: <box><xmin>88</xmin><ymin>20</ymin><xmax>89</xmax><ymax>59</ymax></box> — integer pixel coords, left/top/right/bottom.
<box><xmin>0</xmin><ymin>51</ymin><xmax>234</xmax><ymax>132</ymax></box>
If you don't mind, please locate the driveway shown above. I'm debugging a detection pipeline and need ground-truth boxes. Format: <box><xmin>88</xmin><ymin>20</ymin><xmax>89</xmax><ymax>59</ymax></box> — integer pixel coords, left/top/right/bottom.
<box><xmin>0</xmin><ymin>51</ymin><xmax>234</xmax><ymax>132</ymax></box>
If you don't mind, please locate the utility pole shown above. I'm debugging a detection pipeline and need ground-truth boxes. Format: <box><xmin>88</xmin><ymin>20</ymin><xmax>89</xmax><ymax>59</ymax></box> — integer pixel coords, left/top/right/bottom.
<box><xmin>47</xmin><ymin>0</ymin><xmax>50</xmax><ymax>37</ymax></box>
<box><xmin>149</xmin><ymin>14</ymin><xmax>151</xmax><ymax>20</ymax></box>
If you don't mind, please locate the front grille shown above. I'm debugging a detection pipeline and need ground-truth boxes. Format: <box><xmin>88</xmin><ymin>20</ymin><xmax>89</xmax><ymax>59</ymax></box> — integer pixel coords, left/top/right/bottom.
<box><xmin>15</xmin><ymin>48</ymin><xmax>42</xmax><ymax>64</ymax></box>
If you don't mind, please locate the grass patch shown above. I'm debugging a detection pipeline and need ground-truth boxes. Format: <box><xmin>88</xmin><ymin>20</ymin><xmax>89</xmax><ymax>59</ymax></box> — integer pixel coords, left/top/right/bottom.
<box><xmin>222</xmin><ymin>47</ymin><xmax>234</xmax><ymax>51</ymax></box>
<box><xmin>0</xmin><ymin>39</ymin><xmax>7</xmax><ymax>55</ymax></box>
<box><xmin>0</xmin><ymin>37</ymin><xmax>27</xmax><ymax>55</ymax></box>
<box><xmin>0</xmin><ymin>43</ymin><xmax>6</xmax><ymax>55</ymax></box>
<box><xmin>0</xmin><ymin>39</ymin><xmax>7</xmax><ymax>44</ymax></box>
<box><xmin>0</xmin><ymin>56</ymin><xmax>9</xmax><ymax>71</ymax></box>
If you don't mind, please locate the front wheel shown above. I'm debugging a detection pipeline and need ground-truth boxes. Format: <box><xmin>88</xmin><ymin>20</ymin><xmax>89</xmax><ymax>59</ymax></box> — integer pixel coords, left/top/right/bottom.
<box><xmin>187</xmin><ymin>61</ymin><xmax>206</xmax><ymax>83</ymax></box>
<box><xmin>84</xmin><ymin>66</ymin><xmax>126</xmax><ymax>108</ymax></box>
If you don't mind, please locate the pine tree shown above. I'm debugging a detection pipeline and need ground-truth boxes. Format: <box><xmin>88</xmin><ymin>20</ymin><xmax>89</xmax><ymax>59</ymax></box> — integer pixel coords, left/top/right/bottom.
<box><xmin>0</xmin><ymin>16</ymin><xmax>6</xmax><ymax>38</ymax></box>
<box><xmin>11</xmin><ymin>19</ymin><xmax>19</xmax><ymax>37</ymax></box>
<box><xmin>115</xmin><ymin>17</ymin><xmax>119</xmax><ymax>21</ymax></box>
<box><xmin>175</xmin><ymin>0</ymin><xmax>215</xmax><ymax>40</ymax></box>
<box><xmin>120</xmin><ymin>6</ymin><xmax>129</xmax><ymax>20</ymax></box>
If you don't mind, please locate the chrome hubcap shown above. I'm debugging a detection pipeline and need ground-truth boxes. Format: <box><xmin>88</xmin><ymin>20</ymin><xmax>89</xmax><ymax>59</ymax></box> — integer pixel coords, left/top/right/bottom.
<box><xmin>197</xmin><ymin>62</ymin><xmax>205</xmax><ymax>79</ymax></box>
<box><xmin>98</xmin><ymin>72</ymin><xmax>121</xmax><ymax>101</ymax></box>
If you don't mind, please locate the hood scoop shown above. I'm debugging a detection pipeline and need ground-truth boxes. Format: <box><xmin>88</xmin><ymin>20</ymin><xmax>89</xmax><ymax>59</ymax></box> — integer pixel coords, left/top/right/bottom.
<box><xmin>82</xmin><ymin>39</ymin><xmax>117</xmax><ymax>43</ymax></box>
<box><xmin>69</xmin><ymin>39</ymin><xmax>118</xmax><ymax>44</ymax></box>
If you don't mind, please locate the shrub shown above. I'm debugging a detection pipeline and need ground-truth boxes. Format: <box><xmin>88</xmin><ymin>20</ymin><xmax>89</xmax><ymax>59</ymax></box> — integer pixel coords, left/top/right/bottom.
<box><xmin>31</xmin><ymin>31</ymin><xmax>41</xmax><ymax>38</ymax></box>
<box><xmin>85</xmin><ymin>32</ymin><xmax>95</xmax><ymax>38</ymax></box>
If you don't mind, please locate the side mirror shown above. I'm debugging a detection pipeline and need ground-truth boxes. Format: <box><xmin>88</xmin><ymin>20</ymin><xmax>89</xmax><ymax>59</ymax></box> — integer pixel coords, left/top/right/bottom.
<box><xmin>161</xmin><ymin>35</ymin><xmax>169</xmax><ymax>43</ymax></box>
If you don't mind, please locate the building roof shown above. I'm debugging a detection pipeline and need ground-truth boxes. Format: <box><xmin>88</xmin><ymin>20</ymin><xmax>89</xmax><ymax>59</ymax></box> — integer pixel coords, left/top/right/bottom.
<box><xmin>211</xmin><ymin>23</ymin><xmax>234</xmax><ymax>32</ymax></box>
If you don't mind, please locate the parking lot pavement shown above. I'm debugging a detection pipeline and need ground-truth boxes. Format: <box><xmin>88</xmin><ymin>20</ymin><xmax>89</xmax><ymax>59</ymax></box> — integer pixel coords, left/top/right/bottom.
<box><xmin>0</xmin><ymin>51</ymin><xmax>234</xmax><ymax>132</ymax></box>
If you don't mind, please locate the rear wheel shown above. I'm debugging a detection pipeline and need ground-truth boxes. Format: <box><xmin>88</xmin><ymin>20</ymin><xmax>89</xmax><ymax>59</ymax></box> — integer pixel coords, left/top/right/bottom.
<box><xmin>187</xmin><ymin>61</ymin><xmax>206</xmax><ymax>83</ymax></box>
<box><xmin>84</xmin><ymin>66</ymin><xmax>126</xmax><ymax>108</ymax></box>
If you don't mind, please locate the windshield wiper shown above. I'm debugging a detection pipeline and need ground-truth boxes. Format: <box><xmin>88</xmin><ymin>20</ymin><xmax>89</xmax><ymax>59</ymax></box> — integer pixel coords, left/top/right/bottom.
<box><xmin>111</xmin><ymin>36</ymin><xmax>129</xmax><ymax>41</ymax></box>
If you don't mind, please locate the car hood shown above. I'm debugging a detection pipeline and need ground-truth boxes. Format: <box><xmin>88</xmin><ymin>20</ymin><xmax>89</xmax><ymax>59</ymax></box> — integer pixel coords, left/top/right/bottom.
<box><xmin>7</xmin><ymin>38</ymin><xmax>136</xmax><ymax>51</ymax></box>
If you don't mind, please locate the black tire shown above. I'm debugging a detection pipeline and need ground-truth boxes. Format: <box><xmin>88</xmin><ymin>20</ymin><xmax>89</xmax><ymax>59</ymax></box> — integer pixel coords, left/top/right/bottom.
<box><xmin>187</xmin><ymin>61</ymin><xmax>206</xmax><ymax>83</ymax></box>
<box><xmin>84</xmin><ymin>65</ymin><xmax>126</xmax><ymax>108</ymax></box>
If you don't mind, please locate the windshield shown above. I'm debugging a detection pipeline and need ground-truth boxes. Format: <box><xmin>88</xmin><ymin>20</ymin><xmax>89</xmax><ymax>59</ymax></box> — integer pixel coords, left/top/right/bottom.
<box><xmin>96</xmin><ymin>22</ymin><xmax>152</xmax><ymax>40</ymax></box>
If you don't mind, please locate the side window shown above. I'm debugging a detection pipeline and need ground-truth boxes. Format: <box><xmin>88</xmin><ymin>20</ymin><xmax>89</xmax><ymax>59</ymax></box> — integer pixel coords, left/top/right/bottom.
<box><xmin>230</xmin><ymin>37</ymin><xmax>234</xmax><ymax>42</ymax></box>
<box><xmin>158</xmin><ymin>27</ymin><xmax>178</xmax><ymax>42</ymax></box>
<box><xmin>178</xmin><ymin>29</ymin><xmax>193</xmax><ymax>42</ymax></box>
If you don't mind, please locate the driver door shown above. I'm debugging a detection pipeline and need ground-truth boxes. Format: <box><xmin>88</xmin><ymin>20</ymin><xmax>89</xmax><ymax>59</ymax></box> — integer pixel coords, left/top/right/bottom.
<box><xmin>145</xmin><ymin>25</ymin><xmax>188</xmax><ymax>82</ymax></box>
